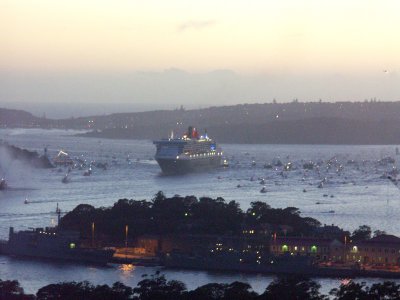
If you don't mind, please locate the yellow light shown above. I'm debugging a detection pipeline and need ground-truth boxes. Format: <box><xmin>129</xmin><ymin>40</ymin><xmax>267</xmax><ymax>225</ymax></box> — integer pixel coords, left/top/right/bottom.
<box><xmin>119</xmin><ymin>264</ymin><xmax>134</xmax><ymax>272</ymax></box>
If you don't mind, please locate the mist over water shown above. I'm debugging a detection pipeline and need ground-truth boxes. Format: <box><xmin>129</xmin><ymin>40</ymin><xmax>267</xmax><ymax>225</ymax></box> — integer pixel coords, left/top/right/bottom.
<box><xmin>1</xmin><ymin>128</ymin><xmax>400</xmax><ymax>293</ymax></box>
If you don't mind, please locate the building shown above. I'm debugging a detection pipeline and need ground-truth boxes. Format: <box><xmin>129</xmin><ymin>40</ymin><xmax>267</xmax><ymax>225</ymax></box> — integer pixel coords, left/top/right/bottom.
<box><xmin>348</xmin><ymin>234</ymin><xmax>400</xmax><ymax>266</ymax></box>
<box><xmin>270</xmin><ymin>237</ymin><xmax>344</xmax><ymax>262</ymax></box>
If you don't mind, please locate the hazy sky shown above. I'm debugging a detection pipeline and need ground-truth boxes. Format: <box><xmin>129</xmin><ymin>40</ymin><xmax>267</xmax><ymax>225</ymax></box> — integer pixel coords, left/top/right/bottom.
<box><xmin>1</xmin><ymin>0</ymin><xmax>400</xmax><ymax>117</ymax></box>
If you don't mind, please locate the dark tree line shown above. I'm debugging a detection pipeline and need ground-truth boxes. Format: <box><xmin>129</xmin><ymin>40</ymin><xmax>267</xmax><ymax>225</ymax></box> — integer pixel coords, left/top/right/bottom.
<box><xmin>2</xmin><ymin>275</ymin><xmax>400</xmax><ymax>300</ymax></box>
<box><xmin>59</xmin><ymin>192</ymin><xmax>322</xmax><ymax>242</ymax></box>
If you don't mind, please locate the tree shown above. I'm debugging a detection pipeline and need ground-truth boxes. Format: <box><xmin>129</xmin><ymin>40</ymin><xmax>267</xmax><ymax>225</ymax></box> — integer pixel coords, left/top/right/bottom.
<box><xmin>152</xmin><ymin>191</ymin><xmax>166</xmax><ymax>205</ymax></box>
<box><xmin>91</xmin><ymin>282</ymin><xmax>133</xmax><ymax>300</ymax></box>
<box><xmin>263</xmin><ymin>276</ymin><xmax>326</xmax><ymax>300</ymax></box>
<box><xmin>373</xmin><ymin>230</ymin><xmax>386</xmax><ymax>238</ymax></box>
<box><xmin>351</xmin><ymin>225</ymin><xmax>372</xmax><ymax>241</ymax></box>
<box><xmin>369</xmin><ymin>281</ymin><xmax>400</xmax><ymax>299</ymax></box>
<box><xmin>133</xmin><ymin>273</ymin><xmax>186</xmax><ymax>300</ymax></box>
<box><xmin>0</xmin><ymin>279</ymin><xmax>34</xmax><ymax>300</ymax></box>
<box><xmin>186</xmin><ymin>282</ymin><xmax>258</xmax><ymax>300</ymax></box>
<box><xmin>223</xmin><ymin>282</ymin><xmax>258</xmax><ymax>300</ymax></box>
<box><xmin>186</xmin><ymin>283</ymin><xmax>227</xmax><ymax>299</ymax></box>
<box><xmin>36</xmin><ymin>281</ymin><xmax>93</xmax><ymax>300</ymax></box>
<box><xmin>329</xmin><ymin>281</ymin><xmax>370</xmax><ymax>300</ymax></box>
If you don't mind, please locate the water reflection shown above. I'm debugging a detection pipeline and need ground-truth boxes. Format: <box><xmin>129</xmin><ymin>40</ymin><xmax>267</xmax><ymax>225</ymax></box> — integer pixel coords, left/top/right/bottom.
<box><xmin>119</xmin><ymin>263</ymin><xmax>135</xmax><ymax>273</ymax></box>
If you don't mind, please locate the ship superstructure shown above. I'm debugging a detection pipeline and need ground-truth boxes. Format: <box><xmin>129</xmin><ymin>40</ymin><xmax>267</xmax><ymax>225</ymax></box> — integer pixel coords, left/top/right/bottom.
<box><xmin>153</xmin><ymin>126</ymin><xmax>222</xmax><ymax>174</ymax></box>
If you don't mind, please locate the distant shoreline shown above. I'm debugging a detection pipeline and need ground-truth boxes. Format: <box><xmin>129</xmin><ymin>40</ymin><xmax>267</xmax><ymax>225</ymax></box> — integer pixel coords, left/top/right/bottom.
<box><xmin>3</xmin><ymin>102</ymin><xmax>400</xmax><ymax>145</ymax></box>
<box><xmin>76</xmin><ymin>119</ymin><xmax>400</xmax><ymax>145</ymax></box>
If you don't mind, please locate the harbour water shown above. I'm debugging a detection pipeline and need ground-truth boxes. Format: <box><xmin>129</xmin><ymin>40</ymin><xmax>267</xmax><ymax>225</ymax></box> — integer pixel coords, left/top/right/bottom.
<box><xmin>1</xmin><ymin>128</ymin><xmax>400</xmax><ymax>294</ymax></box>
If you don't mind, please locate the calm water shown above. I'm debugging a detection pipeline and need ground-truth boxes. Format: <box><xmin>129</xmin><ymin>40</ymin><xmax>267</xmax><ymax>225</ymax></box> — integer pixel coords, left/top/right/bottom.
<box><xmin>0</xmin><ymin>128</ymin><xmax>400</xmax><ymax>294</ymax></box>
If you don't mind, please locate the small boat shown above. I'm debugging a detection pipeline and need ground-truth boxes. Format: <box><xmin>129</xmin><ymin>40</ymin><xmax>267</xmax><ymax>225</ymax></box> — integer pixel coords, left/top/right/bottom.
<box><xmin>259</xmin><ymin>178</ymin><xmax>266</xmax><ymax>185</ymax></box>
<box><xmin>53</xmin><ymin>150</ymin><xmax>74</xmax><ymax>166</ymax></box>
<box><xmin>83</xmin><ymin>168</ymin><xmax>92</xmax><ymax>176</ymax></box>
<box><xmin>303</xmin><ymin>162</ymin><xmax>314</xmax><ymax>170</ymax></box>
<box><xmin>260</xmin><ymin>187</ymin><xmax>267</xmax><ymax>193</ymax></box>
<box><xmin>222</xmin><ymin>159</ymin><xmax>229</xmax><ymax>167</ymax></box>
<box><xmin>62</xmin><ymin>174</ymin><xmax>70</xmax><ymax>184</ymax></box>
<box><xmin>24</xmin><ymin>198</ymin><xmax>29</xmax><ymax>204</ymax></box>
<box><xmin>0</xmin><ymin>178</ymin><xmax>8</xmax><ymax>190</ymax></box>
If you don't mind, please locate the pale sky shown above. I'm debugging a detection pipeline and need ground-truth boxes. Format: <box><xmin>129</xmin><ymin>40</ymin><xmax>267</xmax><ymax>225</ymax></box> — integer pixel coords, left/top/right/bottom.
<box><xmin>1</xmin><ymin>0</ymin><xmax>400</xmax><ymax>116</ymax></box>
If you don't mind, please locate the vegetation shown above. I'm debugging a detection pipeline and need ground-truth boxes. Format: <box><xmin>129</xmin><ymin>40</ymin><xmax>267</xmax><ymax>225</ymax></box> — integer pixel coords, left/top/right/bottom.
<box><xmin>0</xmin><ymin>279</ymin><xmax>34</xmax><ymax>300</ymax></box>
<box><xmin>60</xmin><ymin>192</ymin><xmax>321</xmax><ymax>241</ymax></box>
<box><xmin>6</xmin><ymin>101</ymin><xmax>400</xmax><ymax>144</ymax></box>
<box><xmin>351</xmin><ymin>225</ymin><xmax>372</xmax><ymax>241</ymax></box>
<box><xmin>3</xmin><ymin>275</ymin><xmax>400</xmax><ymax>299</ymax></box>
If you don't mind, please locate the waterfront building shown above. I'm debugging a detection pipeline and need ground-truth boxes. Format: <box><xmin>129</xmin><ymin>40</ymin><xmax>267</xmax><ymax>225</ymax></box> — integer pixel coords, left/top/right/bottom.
<box><xmin>347</xmin><ymin>234</ymin><xmax>400</xmax><ymax>267</ymax></box>
<box><xmin>270</xmin><ymin>237</ymin><xmax>344</xmax><ymax>262</ymax></box>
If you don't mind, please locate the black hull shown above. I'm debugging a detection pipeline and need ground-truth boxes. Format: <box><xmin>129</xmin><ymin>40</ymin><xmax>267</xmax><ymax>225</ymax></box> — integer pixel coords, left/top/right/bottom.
<box><xmin>156</xmin><ymin>157</ymin><xmax>222</xmax><ymax>174</ymax></box>
<box><xmin>1</xmin><ymin>246</ymin><xmax>114</xmax><ymax>265</ymax></box>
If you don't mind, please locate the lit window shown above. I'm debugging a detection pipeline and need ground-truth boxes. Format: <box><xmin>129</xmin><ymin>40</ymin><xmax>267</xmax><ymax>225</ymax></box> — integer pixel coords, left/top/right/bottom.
<box><xmin>282</xmin><ymin>245</ymin><xmax>288</xmax><ymax>252</ymax></box>
<box><xmin>70</xmin><ymin>243</ymin><xmax>76</xmax><ymax>249</ymax></box>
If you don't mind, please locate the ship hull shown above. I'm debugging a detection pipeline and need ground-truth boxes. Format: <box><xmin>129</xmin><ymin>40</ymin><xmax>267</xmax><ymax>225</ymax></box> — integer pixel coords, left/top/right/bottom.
<box><xmin>1</xmin><ymin>244</ymin><xmax>114</xmax><ymax>265</ymax></box>
<box><xmin>1</xmin><ymin>228</ymin><xmax>114</xmax><ymax>265</ymax></box>
<box><xmin>156</xmin><ymin>156</ymin><xmax>222</xmax><ymax>175</ymax></box>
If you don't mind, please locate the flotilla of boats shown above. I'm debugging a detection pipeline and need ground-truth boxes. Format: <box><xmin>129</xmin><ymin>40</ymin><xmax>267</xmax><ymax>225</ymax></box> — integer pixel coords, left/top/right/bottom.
<box><xmin>2</xmin><ymin>133</ymin><xmax>400</xmax><ymax>267</ymax></box>
<box><xmin>1</xmin><ymin>139</ymin><xmax>398</xmax><ymax>200</ymax></box>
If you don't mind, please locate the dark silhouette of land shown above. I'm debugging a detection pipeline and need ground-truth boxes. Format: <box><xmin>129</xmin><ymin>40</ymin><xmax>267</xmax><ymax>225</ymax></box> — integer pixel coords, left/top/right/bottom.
<box><xmin>2</xmin><ymin>101</ymin><xmax>400</xmax><ymax>144</ymax></box>
<box><xmin>59</xmin><ymin>192</ymin><xmax>325</xmax><ymax>242</ymax></box>
<box><xmin>3</xmin><ymin>274</ymin><xmax>400</xmax><ymax>299</ymax></box>
<box><xmin>0</xmin><ymin>142</ymin><xmax>53</xmax><ymax>169</ymax></box>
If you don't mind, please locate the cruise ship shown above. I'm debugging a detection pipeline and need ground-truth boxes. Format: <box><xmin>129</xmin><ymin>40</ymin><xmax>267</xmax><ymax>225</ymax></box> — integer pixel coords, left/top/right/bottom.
<box><xmin>153</xmin><ymin>126</ymin><xmax>223</xmax><ymax>174</ymax></box>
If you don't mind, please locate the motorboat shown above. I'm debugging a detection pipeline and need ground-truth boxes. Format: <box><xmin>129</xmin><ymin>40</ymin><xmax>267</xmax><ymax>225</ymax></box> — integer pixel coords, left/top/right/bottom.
<box><xmin>0</xmin><ymin>178</ymin><xmax>7</xmax><ymax>190</ymax></box>
<box><xmin>62</xmin><ymin>174</ymin><xmax>70</xmax><ymax>184</ymax></box>
<box><xmin>83</xmin><ymin>168</ymin><xmax>92</xmax><ymax>176</ymax></box>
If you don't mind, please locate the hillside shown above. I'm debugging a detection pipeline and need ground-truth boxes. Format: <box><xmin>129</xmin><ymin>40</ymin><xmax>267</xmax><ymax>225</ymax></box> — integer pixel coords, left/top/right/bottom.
<box><xmin>2</xmin><ymin>101</ymin><xmax>400</xmax><ymax>144</ymax></box>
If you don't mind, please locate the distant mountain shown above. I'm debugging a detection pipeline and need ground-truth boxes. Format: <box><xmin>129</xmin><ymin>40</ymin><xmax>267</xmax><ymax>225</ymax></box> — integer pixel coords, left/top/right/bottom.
<box><xmin>2</xmin><ymin>101</ymin><xmax>400</xmax><ymax>144</ymax></box>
